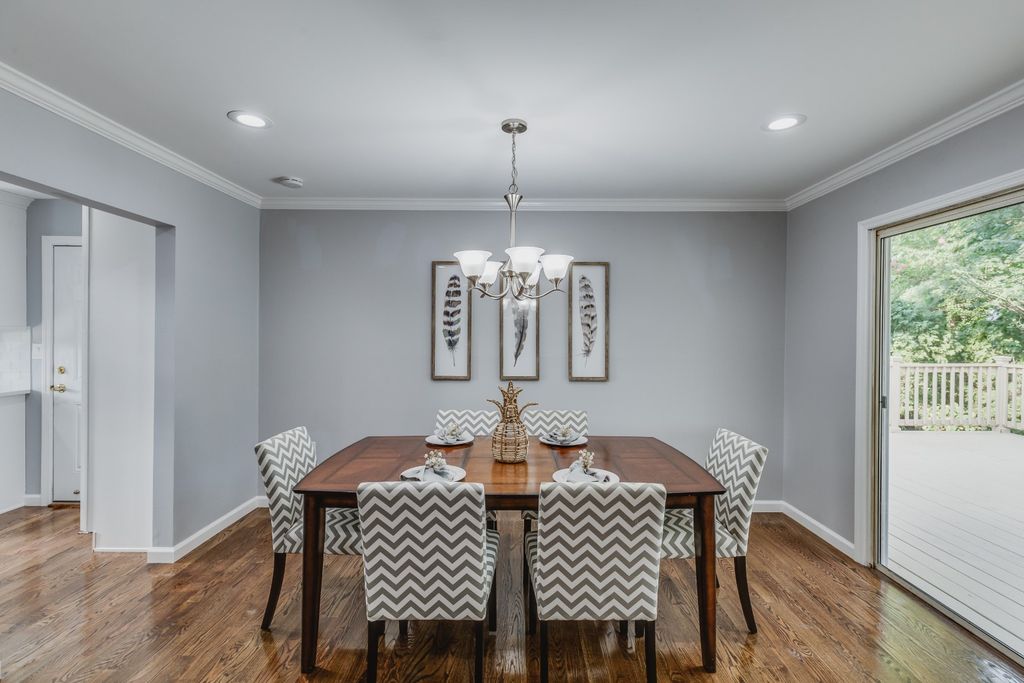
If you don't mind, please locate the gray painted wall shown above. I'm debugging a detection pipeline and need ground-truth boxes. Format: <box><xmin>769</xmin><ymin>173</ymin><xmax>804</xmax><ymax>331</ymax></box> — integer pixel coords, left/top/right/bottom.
<box><xmin>0</xmin><ymin>88</ymin><xmax>260</xmax><ymax>545</ymax></box>
<box><xmin>24</xmin><ymin>198</ymin><xmax>81</xmax><ymax>496</ymax></box>
<box><xmin>260</xmin><ymin>210</ymin><xmax>787</xmax><ymax>500</ymax></box>
<box><xmin>784</xmin><ymin>104</ymin><xmax>1024</xmax><ymax>541</ymax></box>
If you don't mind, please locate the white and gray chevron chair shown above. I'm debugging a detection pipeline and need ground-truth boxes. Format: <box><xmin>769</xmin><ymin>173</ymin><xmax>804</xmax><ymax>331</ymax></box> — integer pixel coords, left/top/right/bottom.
<box><xmin>518</xmin><ymin>409</ymin><xmax>590</xmax><ymax>532</ymax></box>
<box><xmin>661</xmin><ymin>427</ymin><xmax>768</xmax><ymax>633</ymax></box>
<box><xmin>357</xmin><ymin>481</ymin><xmax>499</xmax><ymax>683</ymax></box>
<box><xmin>254</xmin><ymin>426</ymin><xmax>361</xmax><ymax>630</ymax></box>
<box><xmin>524</xmin><ymin>482</ymin><xmax>666</xmax><ymax>683</ymax></box>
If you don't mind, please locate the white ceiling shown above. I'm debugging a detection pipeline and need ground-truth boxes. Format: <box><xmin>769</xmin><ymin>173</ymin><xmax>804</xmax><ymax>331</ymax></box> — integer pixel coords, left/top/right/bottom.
<box><xmin>2</xmin><ymin>1</ymin><xmax>1024</xmax><ymax>204</ymax></box>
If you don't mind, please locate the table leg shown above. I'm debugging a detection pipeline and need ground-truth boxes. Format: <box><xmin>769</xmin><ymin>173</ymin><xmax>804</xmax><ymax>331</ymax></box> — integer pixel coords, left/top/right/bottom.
<box><xmin>694</xmin><ymin>495</ymin><xmax>717</xmax><ymax>673</ymax></box>
<box><xmin>301</xmin><ymin>494</ymin><xmax>325</xmax><ymax>673</ymax></box>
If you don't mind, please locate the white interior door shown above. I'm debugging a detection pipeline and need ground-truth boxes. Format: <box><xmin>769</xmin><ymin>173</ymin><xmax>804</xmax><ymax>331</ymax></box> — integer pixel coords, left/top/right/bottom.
<box><xmin>47</xmin><ymin>243</ymin><xmax>83</xmax><ymax>502</ymax></box>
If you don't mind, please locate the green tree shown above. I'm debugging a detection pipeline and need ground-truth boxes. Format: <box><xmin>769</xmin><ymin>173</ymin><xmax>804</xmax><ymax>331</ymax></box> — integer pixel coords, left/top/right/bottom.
<box><xmin>889</xmin><ymin>204</ymin><xmax>1024</xmax><ymax>363</ymax></box>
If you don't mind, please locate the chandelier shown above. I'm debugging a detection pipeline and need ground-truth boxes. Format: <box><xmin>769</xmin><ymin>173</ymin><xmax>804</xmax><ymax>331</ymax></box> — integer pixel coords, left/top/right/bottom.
<box><xmin>454</xmin><ymin>119</ymin><xmax>573</xmax><ymax>301</ymax></box>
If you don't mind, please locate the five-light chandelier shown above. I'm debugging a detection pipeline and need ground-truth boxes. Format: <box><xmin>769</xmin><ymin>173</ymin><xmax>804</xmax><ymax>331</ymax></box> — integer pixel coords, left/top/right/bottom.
<box><xmin>454</xmin><ymin>119</ymin><xmax>573</xmax><ymax>301</ymax></box>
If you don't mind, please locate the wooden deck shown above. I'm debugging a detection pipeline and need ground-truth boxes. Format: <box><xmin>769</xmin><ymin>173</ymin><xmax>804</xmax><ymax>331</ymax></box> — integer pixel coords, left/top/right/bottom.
<box><xmin>886</xmin><ymin>430</ymin><xmax>1024</xmax><ymax>659</ymax></box>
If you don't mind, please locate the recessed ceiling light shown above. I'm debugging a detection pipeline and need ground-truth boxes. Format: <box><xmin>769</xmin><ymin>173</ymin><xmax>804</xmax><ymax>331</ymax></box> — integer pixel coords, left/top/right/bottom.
<box><xmin>764</xmin><ymin>114</ymin><xmax>806</xmax><ymax>132</ymax></box>
<box><xmin>227</xmin><ymin>110</ymin><xmax>272</xmax><ymax>128</ymax></box>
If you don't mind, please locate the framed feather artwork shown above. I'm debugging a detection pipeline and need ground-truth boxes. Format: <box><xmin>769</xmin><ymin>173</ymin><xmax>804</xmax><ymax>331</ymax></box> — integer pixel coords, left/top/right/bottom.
<box><xmin>568</xmin><ymin>261</ymin><xmax>609</xmax><ymax>381</ymax></box>
<box><xmin>431</xmin><ymin>261</ymin><xmax>472</xmax><ymax>380</ymax></box>
<box><xmin>500</xmin><ymin>295</ymin><xmax>539</xmax><ymax>380</ymax></box>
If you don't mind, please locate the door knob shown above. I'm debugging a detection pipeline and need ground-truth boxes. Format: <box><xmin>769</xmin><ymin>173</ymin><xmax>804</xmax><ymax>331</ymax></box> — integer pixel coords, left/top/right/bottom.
<box><xmin>50</xmin><ymin>384</ymin><xmax>66</xmax><ymax>393</ymax></box>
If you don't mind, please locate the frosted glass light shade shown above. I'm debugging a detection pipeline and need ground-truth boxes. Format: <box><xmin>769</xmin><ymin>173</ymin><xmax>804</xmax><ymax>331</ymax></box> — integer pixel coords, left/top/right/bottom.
<box><xmin>539</xmin><ymin>254</ymin><xmax>573</xmax><ymax>281</ymax></box>
<box><xmin>525</xmin><ymin>263</ymin><xmax>542</xmax><ymax>287</ymax></box>
<box><xmin>505</xmin><ymin>246</ymin><xmax>544</xmax><ymax>275</ymax></box>
<box><xmin>453</xmin><ymin>250</ymin><xmax>491</xmax><ymax>278</ymax></box>
<box><xmin>479</xmin><ymin>260</ymin><xmax>502</xmax><ymax>286</ymax></box>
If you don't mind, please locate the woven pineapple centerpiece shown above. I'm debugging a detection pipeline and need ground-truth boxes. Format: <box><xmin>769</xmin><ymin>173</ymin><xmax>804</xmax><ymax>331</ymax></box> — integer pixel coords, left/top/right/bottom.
<box><xmin>487</xmin><ymin>381</ymin><xmax>537</xmax><ymax>463</ymax></box>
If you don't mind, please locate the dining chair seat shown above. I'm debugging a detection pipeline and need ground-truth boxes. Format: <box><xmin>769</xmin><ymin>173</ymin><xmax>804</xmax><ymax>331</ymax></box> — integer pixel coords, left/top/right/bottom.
<box><xmin>661</xmin><ymin>509</ymin><xmax>741</xmax><ymax>557</ymax></box>
<box><xmin>280</xmin><ymin>507</ymin><xmax>362</xmax><ymax>555</ymax></box>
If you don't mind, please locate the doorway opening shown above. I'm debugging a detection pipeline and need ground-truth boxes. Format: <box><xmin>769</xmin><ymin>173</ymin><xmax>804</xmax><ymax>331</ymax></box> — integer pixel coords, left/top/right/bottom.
<box><xmin>874</xmin><ymin>188</ymin><xmax>1024</xmax><ymax>663</ymax></box>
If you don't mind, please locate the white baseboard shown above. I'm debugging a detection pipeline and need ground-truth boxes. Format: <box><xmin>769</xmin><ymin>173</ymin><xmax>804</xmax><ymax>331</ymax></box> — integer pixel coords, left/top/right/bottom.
<box><xmin>0</xmin><ymin>502</ymin><xmax>23</xmax><ymax>515</ymax></box>
<box><xmin>23</xmin><ymin>494</ymin><xmax>43</xmax><ymax>506</ymax></box>
<box><xmin>147</xmin><ymin>495</ymin><xmax>267</xmax><ymax>564</ymax></box>
<box><xmin>752</xmin><ymin>499</ymin><xmax>785</xmax><ymax>513</ymax></box>
<box><xmin>754</xmin><ymin>501</ymin><xmax>856</xmax><ymax>559</ymax></box>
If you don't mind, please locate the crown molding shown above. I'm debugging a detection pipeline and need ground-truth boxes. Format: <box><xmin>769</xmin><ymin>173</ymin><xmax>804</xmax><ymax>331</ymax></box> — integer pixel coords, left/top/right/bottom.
<box><xmin>259</xmin><ymin>196</ymin><xmax>787</xmax><ymax>212</ymax></box>
<box><xmin>786</xmin><ymin>77</ymin><xmax>1024</xmax><ymax>210</ymax></box>
<box><xmin>0</xmin><ymin>61</ymin><xmax>262</xmax><ymax>208</ymax></box>
<box><xmin>0</xmin><ymin>188</ymin><xmax>34</xmax><ymax>210</ymax></box>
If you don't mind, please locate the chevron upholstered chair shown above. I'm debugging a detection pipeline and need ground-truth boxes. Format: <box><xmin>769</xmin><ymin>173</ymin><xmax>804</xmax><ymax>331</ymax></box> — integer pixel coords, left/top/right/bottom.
<box><xmin>518</xmin><ymin>409</ymin><xmax>590</xmax><ymax>531</ymax></box>
<box><xmin>661</xmin><ymin>427</ymin><xmax>768</xmax><ymax>633</ymax></box>
<box><xmin>254</xmin><ymin>426</ymin><xmax>361</xmax><ymax>630</ymax></box>
<box><xmin>524</xmin><ymin>482</ymin><xmax>666</xmax><ymax>683</ymax></box>
<box><xmin>357</xmin><ymin>481</ymin><xmax>498</xmax><ymax>683</ymax></box>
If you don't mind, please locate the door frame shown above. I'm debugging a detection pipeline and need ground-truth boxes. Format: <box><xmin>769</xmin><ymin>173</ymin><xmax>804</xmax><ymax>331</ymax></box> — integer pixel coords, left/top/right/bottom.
<box><xmin>40</xmin><ymin>228</ymin><xmax>90</xmax><ymax>532</ymax></box>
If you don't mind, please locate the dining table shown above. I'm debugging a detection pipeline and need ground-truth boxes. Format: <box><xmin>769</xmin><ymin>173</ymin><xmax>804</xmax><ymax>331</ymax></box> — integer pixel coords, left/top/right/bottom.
<box><xmin>293</xmin><ymin>435</ymin><xmax>726</xmax><ymax>674</ymax></box>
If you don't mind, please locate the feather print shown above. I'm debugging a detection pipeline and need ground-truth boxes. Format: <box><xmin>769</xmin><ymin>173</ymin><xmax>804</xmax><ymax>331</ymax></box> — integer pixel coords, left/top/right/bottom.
<box><xmin>442</xmin><ymin>274</ymin><xmax>462</xmax><ymax>365</ymax></box>
<box><xmin>578</xmin><ymin>274</ymin><xmax>597</xmax><ymax>366</ymax></box>
<box><xmin>512</xmin><ymin>297</ymin><xmax>529</xmax><ymax>366</ymax></box>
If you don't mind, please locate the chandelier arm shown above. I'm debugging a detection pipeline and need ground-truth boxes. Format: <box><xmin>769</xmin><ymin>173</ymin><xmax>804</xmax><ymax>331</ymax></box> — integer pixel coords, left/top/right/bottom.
<box><xmin>470</xmin><ymin>282</ymin><xmax>512</xmax><ymax>300</ymax></box>
<box><xmin>514</xmin><ymin>284</ymin><xmax>566</xmax><ymax>301</ymax></box>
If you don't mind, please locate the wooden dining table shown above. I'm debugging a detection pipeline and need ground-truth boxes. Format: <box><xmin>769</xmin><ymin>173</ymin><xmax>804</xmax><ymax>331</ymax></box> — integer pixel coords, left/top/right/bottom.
<box><xmin>294</xmin><ymin>435</ymin><xmax>726</xmax><ymax>674</ymax></box>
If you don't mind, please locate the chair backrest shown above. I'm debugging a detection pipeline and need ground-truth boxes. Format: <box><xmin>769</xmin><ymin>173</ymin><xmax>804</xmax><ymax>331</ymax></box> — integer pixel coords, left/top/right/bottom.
<box><xmin>705</xmin><ymin>428</ymin><xmax>768</xmax><ymax>554</ymax></box>
<box><xmin>534</xmin><ymin>482</ymin><xmax>665</xmax><ymax>622</ymax></box>
<box><xmin>434</xmin><ymin>409</ymin><xmax>498</xmax><ymax>436</ymax></box>
<box><xmin>255</xmin><ymin>426</ymin><xmax>317</xmax><ymax>554</ymax></box>
<box><xmin>435</xmin><ymin>408</ymin><xmax>588</xmax><ymax>437</ymax></box>
<box><xmin>357</xmin><ymin>481</ymin><xmax>490</xmax><ymax>622</ymax></box>
<box><xmin>522</xmin><ymin>410</ymin><xmax>589</xmax><ymax>436</ymax></box>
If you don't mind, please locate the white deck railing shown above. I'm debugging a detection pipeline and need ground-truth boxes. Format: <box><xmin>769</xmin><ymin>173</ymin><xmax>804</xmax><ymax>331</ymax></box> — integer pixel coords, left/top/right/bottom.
<box><xmin>889</xmin><ymin>356</ymin><xmax>1023</xmax><ymax>432</ymax></box>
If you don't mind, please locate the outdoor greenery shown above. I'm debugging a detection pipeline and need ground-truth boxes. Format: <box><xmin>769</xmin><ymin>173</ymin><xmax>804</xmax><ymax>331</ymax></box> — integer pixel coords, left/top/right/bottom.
<box><xmin>889</xmin><ymin>203</ymin><xmax>1024</xmax><ymax>364</ymax></box>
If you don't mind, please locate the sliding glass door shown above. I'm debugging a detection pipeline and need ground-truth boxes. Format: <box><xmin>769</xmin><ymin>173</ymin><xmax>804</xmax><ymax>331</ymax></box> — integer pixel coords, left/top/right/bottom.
<box><xmin>876</xmin><ymin>191</ymin><xmax>1024</xmax><ymax>662</ymax></box>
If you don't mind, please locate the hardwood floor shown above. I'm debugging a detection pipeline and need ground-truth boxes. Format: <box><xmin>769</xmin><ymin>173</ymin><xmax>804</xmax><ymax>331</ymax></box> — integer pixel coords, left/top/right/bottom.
<box><xmin>1</xmin><ymin>507</ymin><xmax>1022</xmax><ymax>682</ymax></box>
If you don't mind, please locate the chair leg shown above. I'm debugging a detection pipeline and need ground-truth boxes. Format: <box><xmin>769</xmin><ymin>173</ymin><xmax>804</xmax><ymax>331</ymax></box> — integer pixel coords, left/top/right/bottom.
<box><xmin>522</xmin><ymin>551</ymin><xmax>532</xmax><ymax>634</ymax></box>
<box><xmin>475</xmin><ymin>619</ymin><xmax>485</xmax><ymax>682</ymax></box>
<box><xmin>539</xmin><ymin>621</ymin><xmax>549</xmax><ymax>683</ymax></box>
<box><xmin>644</xmin><ymin>620</ymin><xmax>657</xmax><ymax>683</ymax></box>
<box><xmin>635</xmin><ymin>620</ymin><xmax>643</xmax><ymax>638</ymax></box>
<box><xmin>488</xmin><ymin>574</ymin><xmax>497</xmax><ymax>632</ymax></box>
<box><xmin>261</xmin><ymin>552</ymin><xmax>287</xmax><ymax>630</ymax></box>
<box><xmin>399</xmin><ymin>620</ymin><xmax>408</xmax><ymax>639</ymax></box>
<box><xmin>366</xmin><ymin>620</ymin><xmax>383</xmax><ymax>683</ymax></box>
<box><xmin>735</xmin><ymin>556</ymin><xmax>757</xmax><ymax>633</ymax></box>
<box><xmin>618</xmin><ymin>620</ymin><xmax>628</xmax><ymax>636</ymax></box>
<box><xmin>529</xmin><ymin>579</ymin><xmax>538</xmax><ymax>635</ymax></box>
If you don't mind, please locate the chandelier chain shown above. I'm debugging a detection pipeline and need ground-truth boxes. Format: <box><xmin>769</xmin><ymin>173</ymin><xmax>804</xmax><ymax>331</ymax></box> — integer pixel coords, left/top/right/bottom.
<box><xmin>508</xmin><ymin>132</ymin><xmax>519</xmax><ymax>194</ymax></box>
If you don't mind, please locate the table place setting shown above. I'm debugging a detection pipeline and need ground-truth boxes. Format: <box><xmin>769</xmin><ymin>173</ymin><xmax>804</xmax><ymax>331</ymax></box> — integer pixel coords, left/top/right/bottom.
<box><xmin>401</xmin><ymin>450</ymin><xmax>467</xmax><ymax>482</ymax></box>
<box><xmin>425</xmin><ymin>422</ymin><xmax>474</xmax><ymax>446</ymax></box>
<box><xmin>552</xmin><ymin>449</ymin><xmax>618</xmax><ymax>483</ymax></box>
<box><xmin>539</xmin><ymin>425</ymin><xmax>588</xmax><ymax>447</ymax></box>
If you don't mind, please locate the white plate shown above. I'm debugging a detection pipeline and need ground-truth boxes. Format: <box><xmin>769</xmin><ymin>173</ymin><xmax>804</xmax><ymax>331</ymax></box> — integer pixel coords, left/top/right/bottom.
<box><xmin>539</xmin><ymin>435</ymin><xmax>588</xmax><ymax>447</ymax></box>
<box><xmin>400</xmin><ymin>465</ymin><xmax>467</xmax><ymax>482</ymax></box>
<box><xmin>425</xmin><ymin>434</ymin><xmax>474</xmax><ymax>446</ymax></box>
<box><xmin>552</xmin><ymin>467</ymin><xmax>619</xmax><ymax>484</ymax></box>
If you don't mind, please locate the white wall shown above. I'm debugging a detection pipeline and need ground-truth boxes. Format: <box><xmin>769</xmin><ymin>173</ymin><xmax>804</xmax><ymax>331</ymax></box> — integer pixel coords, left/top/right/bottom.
<box><xmin>88</xmin><ymin>209</ymin><xmax>155</xmax><ymax>550</ymax></box>
<box><xmin>260</xmin><ymin>209</ymin><xmax>788</xmax><ymax>501</ymax></box>
<box><xmin>0</xmin><ymin>190</ymin><xmax>28</xmax><ymax>513</ymax></box>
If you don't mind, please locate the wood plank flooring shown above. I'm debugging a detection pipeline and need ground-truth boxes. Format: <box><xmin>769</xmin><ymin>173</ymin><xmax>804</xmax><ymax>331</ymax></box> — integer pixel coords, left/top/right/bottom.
<box><xmin>1</xmin><ymin>506</ymin><xmax>1022</xmax><ymax>682</ymax></box>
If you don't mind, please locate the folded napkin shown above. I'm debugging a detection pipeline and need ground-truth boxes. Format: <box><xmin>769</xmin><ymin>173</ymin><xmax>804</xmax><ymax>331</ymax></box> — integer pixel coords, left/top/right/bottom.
<box><xmin>401</xmin><ymin>466</ymin><xmax>453</xmax><ymax>482</ymax></box>
<box><xmin>547</xmin><ymin>430</ymin><xmax>579</xmax><ymax>444</ymax></box>
<box><xmin>434</xmin><ymin>430</ymin><xmax>467</xmax><ymax>443</ymax></box>
<box><xmin>566</xmin><ymin>460</ymin><xmax>610</xmax><ymax>483</ymax></box>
